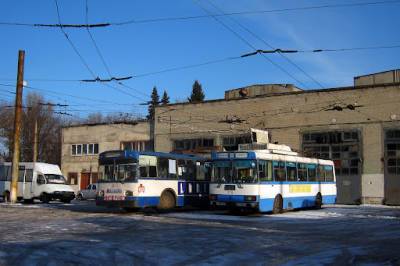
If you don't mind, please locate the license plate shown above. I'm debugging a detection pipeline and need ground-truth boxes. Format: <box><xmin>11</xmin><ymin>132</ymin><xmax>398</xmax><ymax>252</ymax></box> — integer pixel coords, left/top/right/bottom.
<box><xmin>104</xmin><ymin>195</ymin><xmax>125</xmax><ymax>201</ymax></box>
<box><xmin>224</xmin><ymin>185</ymin><xmax>236</xmax><ymax>190</ymax></box>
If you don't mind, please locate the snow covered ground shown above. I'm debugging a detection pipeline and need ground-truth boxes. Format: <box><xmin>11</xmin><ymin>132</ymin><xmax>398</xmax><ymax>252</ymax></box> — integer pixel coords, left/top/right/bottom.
<box><xmin>0</xmin><ymin>201</ymin><xmax>399</xmax><ymax>265</ymax></box>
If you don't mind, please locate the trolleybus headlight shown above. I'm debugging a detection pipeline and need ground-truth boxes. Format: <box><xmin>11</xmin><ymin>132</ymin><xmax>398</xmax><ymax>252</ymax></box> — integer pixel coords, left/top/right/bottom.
<box><xmin>245</xmin><ymin>195</ymin><xmax>256</xmax><ymax>202</ymax></box>
<box><xmin>125</xmin><ymin>190</ymin><xmax>133</xmax><ymax>197</ymax></box>
<box><xmin>98</xmin><ymin>190</ymin><xmax>104</xmax><ymax>197</ymax></box>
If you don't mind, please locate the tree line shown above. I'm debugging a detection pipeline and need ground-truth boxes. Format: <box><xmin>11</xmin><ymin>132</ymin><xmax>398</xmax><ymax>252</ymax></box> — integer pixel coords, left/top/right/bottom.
<box><xmin>147</xmin><ymin>80</ymin><xmax>205</xmax><ymax>120</ymax></box>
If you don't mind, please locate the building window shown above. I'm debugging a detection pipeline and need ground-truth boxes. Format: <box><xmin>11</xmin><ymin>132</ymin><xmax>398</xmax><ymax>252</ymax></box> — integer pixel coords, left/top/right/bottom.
<box><xmin>302</xmin><ymin>131</ymin><xmax>361</xmax><ymax>176</ymax></box>
<box><xmin>386</xmin><ymin>130</ymin><xmax>400</xmax><ymax>175</ymax></box>
<box><xmin>67</xmin><ymin>172</ymin><xmax>78</xmax><ymax>185</ymax></box>
<box><xmin>222</xmin><ymin>134</ymin><xmax>252</xmax><ymax>151</ymax></box>
<box><xmin>173</xmin><ymin>138</ymin><xmax>215</xmax><ymax>151</ymax></box>
<box><xmin>71</xmin><ymin>143</ymin><xmax>99</xmax><ymax>156</ymax></box>
<box><xmin>121</xmin><ymin>141</ymin><xmax>151</xmax><ymax>151</ymax></box>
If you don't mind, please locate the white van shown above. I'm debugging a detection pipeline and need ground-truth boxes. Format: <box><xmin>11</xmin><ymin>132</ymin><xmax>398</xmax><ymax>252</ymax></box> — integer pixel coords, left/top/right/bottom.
<box><xmin>0</xmin><ymin>162</ymin><xmax>75</xmax><ymax>203</ymax></box>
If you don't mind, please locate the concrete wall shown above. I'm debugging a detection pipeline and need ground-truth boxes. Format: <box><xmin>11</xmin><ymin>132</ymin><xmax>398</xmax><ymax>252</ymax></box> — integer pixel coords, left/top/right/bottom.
<box><xmin>61</xmin><ymin>122</ymin><xmax>150</xmax><ymax>192</ymax></box>
<box><xmin>355</xmin><ymin>70</ymin><xmax>400</xmax><ymax>86</ymax></box>
<box><xmin>154</xmin><ymin>84</ymin><xmax>400</xmax><ymax>204</ymax></box>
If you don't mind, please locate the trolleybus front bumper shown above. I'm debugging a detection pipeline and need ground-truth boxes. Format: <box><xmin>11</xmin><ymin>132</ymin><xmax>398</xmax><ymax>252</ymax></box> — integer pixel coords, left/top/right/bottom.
<box><xmin>210</xmin><ymin>194</ymin><xmax>259</xmax><ymax>209</ymax></box>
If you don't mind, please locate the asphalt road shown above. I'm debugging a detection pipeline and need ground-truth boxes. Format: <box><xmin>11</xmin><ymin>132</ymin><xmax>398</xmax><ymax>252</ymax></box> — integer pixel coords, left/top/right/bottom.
<box><xmin>0</xmin><ymin>201</ymin><xmax>399</xmax><ymax>265</ymax></box>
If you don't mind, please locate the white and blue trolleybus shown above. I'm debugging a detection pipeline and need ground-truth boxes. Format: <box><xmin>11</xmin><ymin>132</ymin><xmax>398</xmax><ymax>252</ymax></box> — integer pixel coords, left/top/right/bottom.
<box><xmin>96</xmin><ymin>150</ymin><xmax>210</xmax><ymax>210</ymax></box>
<box><xmin>209</xmin><ymin>144</ymin><xmax>336</xmax><ymax>213</ymax></box>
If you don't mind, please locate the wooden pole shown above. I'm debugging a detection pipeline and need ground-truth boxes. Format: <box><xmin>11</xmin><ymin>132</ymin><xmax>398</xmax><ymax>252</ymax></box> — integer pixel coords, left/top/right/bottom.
<box><xmin>10</xmin><ymin>50</ymin><xmax>25</xmax><ymax>203</ymax></box>
<box><xmin>33</xmin><ymin>119</ymin><xmax>38</xmax><ymax>162</ymax></box>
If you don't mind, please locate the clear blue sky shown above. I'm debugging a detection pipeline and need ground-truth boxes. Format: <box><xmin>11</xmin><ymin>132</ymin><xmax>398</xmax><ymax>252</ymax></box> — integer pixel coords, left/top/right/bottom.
<box><xmin>0</xmin><ymin>0</ymin><xmax>399</xmax><ymax>118</ymax></box>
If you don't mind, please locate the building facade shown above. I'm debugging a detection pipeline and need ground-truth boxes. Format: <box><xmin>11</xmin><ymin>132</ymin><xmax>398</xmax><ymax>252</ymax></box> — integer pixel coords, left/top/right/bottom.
<box><xmin>61</xmin><ymin>121</ymin><xmax>150</xmax><ymax>192</ymax></box>
<box><xmin>154</xmin><ymin>70</ymin><xmax>400</xmax><ymax>205</ymax></box>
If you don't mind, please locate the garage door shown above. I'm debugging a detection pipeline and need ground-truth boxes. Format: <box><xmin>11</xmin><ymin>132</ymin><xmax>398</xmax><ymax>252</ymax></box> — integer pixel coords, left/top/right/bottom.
<box><xmin>385</xmin><ymin>129</ymin><xmax>400</xmax><ymax>205</ymax></box>
<box><xmin>303</xmin><ymin>130</ymin><xmax>362</xmax><ymax>204</ymax></box>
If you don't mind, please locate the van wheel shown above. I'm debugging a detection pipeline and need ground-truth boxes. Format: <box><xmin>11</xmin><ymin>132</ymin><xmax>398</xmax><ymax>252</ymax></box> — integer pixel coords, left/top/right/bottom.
<box><xmin>40</xmin><ymin>193</ymin><xmax>50</xmax><ymax>204</ymax></box>
<box><xmin>315</xmin><ymin>193</ymin><xmax>322</xmax><ymax>209</ymax></box>
<box><xmin>23</xmin><ymin>199</ymin><xmax>34</xmax><ymax>204</ymax></box>
<box><xmin>158</xmin><ymin>191</ymin><xmax>175</xmax><ymax>210</ymax></box>
<box><xmin>272</xmin><ymin>195</ymin><xmax>283</xmax><ymax>214</ymax></box>
<box><xmin>3</xmin><ymin>191</ymin><xmax>10</xmax><ymax>203</ymax></box>
<box><xmin>77</xmin><ymin>193</ymin><xmax>83</xmax><ymax>201</ymax></box>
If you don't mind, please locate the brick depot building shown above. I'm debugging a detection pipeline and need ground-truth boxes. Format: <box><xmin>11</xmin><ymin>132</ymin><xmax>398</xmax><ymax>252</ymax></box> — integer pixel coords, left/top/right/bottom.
<box><xmin>154</xmin><ymin>70</ymin><xmax>400</xmax><ymax>205</ymax></box>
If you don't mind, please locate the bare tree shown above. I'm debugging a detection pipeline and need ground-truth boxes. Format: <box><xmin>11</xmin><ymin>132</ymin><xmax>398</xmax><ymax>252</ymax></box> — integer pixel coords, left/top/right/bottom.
<box><xmin>0</xmin><ymin>92</ymin><xmax>63</xmax><ymax>165</ymax></box>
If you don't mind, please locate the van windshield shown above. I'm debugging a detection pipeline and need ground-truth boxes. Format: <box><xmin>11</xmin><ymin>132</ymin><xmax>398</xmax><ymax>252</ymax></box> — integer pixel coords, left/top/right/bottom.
<box><xmin>45</xmin><ymin>174</ymin><xmax>67</xmax><ymax>184</ymax></box>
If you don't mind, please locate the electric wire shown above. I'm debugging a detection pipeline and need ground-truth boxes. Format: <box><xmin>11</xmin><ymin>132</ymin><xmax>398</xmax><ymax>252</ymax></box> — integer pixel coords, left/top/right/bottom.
<box><xmin>193</xmin><ymin>0</ymin><xmax>308</xmax><ymax>88</ymax></box>
<box><xmin>206</xmin><ymin>0</ymin><xmax>325</xmax><ymax>89</ymax></box>
<box><xmin>54</xmin><ymin>0</ymin><xmax>97</xmax><ymax>79</ymax></box>
<box><xmin>2</xmin><ymin>0</ymin><xmax>399</xmax><ymax>28</ymax></box>
<box><xmin>113</xmin><ymin>0</ymin><xmax>400</xmax><ymax>25</ymax></box>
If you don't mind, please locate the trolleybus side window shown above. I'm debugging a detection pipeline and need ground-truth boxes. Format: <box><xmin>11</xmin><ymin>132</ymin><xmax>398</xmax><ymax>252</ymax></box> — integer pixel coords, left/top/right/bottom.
<box><xmin>273</xmin><ymin>161</ymin><xmax>286</xmax><ymax>181</ymax></box>
<box><xmin>157</xmin><ymin>158</ymin><xmax>169</xmax><ymax>178</ymax></box>
<box><xmin>286</xmin><ymin>162</ymin><xmax>297</xmax><ymax>181</ymax></box>
<box><xmin>317</xmin><ymin>165</ymin><xmax>325</xmax><ymax>182</ymax></box>
<box><xmin>297</xmin><ymin>163</ymin><xmax>308</xmax><ymax>181</ymax></box>
<box><xmin>258</xmin><ymin>160</ymin><xmax>272</xmax><ymax>181</ymax></box>
<box><xmin>148</xmin><ymin>165</ymin><xmax>157</xmax><ymax>177</ymax></box>
<box><xmin>196</xmin><ymin>162</ymin><xmax>207</xmax><ymax>181</ymax></box>
<box><xmin>324</xmin><ymin>165</ymin><xmax>334</xmax><ymax>181</ymax></box>
<box><xmin>139</xmin><ymin>166</ymin><xmax>148</xmax><ymax>177</ymax></box>
<box><xmin>307</xmin><ymin>164</ymin><xmax>317</xmax><ymax>181</ymax></box>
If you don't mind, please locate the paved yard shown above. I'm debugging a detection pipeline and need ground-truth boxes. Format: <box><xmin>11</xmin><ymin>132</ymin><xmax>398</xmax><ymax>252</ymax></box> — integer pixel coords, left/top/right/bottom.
<box><xmin>0</xmin><ymin>201</ymin><xmax>399</xmax><ymax>265</ymax></box>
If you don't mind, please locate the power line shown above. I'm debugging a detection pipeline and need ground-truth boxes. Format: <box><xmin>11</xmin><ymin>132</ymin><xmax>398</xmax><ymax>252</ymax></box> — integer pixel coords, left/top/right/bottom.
<box><xmin>193</xmin><ymin>0</ymin><xmax>308</xmax><ymax>88</ymax></box>
<box><xmin>0</xmin><ymin>42</ymin><xmax>398</xmax><ymax>84</ymax></box>
<box><xmin>206</xmin><ymin>0</ymin><xmax>325</xmax><ymax>89</ymax></box>
<box><xmin>83</xmin><ymin>0</ymin><xmax>149</xmax><ymax>100</ymax></box>
<box><xmin>54</xmin><ymin>0</ymin><xmax>97</xmax><ymax>79</ymax></box>
<box><xmin>113</xmin><ymin>0</ymin><xmax>400</xmax><ymax>25</ymax></box>
<box><xmin>242</xmin><ymin>44</ymin><xmax>400</xmax><ymax>56</ymax></box>
<box><xmin>54</xmin><ymin>0</ymin><xmax>146</xmax><ymax>102</ymax></box>
<box><xmin>85</xmin><ymin>0</ymin><xmax>113</xmax><ymax>78</ymax></box>
<box><xmin>2</xmin><ymin>0</ymin><xmax>398</xmax><ymax>28</ymax></box>
<box><xmin>134</xmin><ymin>55</ymin><xmax>242</xmax><ymax>78</ymax></box>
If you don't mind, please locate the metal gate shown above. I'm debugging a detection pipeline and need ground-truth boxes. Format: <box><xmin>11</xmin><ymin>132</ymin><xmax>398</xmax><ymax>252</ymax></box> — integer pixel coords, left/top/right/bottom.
<box><xmin>302</xmin><ymin>130</ymin><xmax>362</xmax><ymax>204</ymax></box>
<box><xmin>384</xmin><ymin>129</ymin><xmax>400</xmax><ymax>205</ymax></box>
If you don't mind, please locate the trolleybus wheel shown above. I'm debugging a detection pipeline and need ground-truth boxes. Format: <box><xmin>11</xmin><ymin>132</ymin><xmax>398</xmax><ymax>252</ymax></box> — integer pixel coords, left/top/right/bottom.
<box><xmin>158</xmin><ymin>190</ymin><xmax>175</xmax><ymax>210</ymax></box>
<box><xmin>272</xmin><ymin>195</ymin><xmax>283</xmax><ymax>214</ymax></box>
<box><xmin>315</xmin><ymin>193</ymin><xmax>322</xmax><ymax>209</ymax></box>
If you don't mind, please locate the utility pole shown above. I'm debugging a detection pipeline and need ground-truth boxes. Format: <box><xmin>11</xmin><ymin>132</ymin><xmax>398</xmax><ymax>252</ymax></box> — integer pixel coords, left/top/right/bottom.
<box><xmin>10</xmin><ymin>50</ymin><xmax>25</xmax><ymax>203</ymax></box>
<box><xmin>33</xmin><ymin>119</ymin><xmax>38</xmax><ymax>163</ymax></box>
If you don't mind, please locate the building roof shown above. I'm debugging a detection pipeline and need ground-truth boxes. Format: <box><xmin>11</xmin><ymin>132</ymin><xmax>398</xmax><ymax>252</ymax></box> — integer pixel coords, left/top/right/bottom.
<box><xmin>62</xmin><ymin>120</ymin><xmax>148</xmax><ymax>129</ymax></box>
<box><xmin>156</xmin><ymin>81</ymin><xmax>400</xmax><ymax>109</ymax></box>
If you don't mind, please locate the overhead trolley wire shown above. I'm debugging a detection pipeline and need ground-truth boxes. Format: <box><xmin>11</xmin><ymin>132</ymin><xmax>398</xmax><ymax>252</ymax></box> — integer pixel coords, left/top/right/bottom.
<box><xmin>2</xmin><ymin>0</ymin><xmax>399</xmax><ymax>28</ymax></box>
<box><xmin>83</xmin><ymin>0</ymin><xmax>149</xmax><ymax>100</ymax></box>
<box><xmin>113</xmin><ymin>0</ymin><xmax>400</xmax><ymax>26</ymax></box>
<box><xmin>54</xmin><ymin>0</ymin><xmax>97</xmax><ymax>79</ymax></box>
<box><xmin>206</xmin><ymin>0</ymin><xmax>325</xmax><ymax>89</ymax></box>
<box><xmin>193</xmin><ymin>0</ymin><xmax>308</xmax><ymax>88</ymax></box>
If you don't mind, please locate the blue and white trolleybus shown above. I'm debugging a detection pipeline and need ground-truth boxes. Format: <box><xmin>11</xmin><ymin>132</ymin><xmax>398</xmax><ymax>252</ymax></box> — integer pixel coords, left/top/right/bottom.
<box><xmin>209</xmin><ymin>144</ymin><xmax>336</xmax><ymax>213</ymax></box>
<box><xmin>96</xmin><ymin>150</ymin><xmax>210</xmax><ymax>210</ymax></box>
